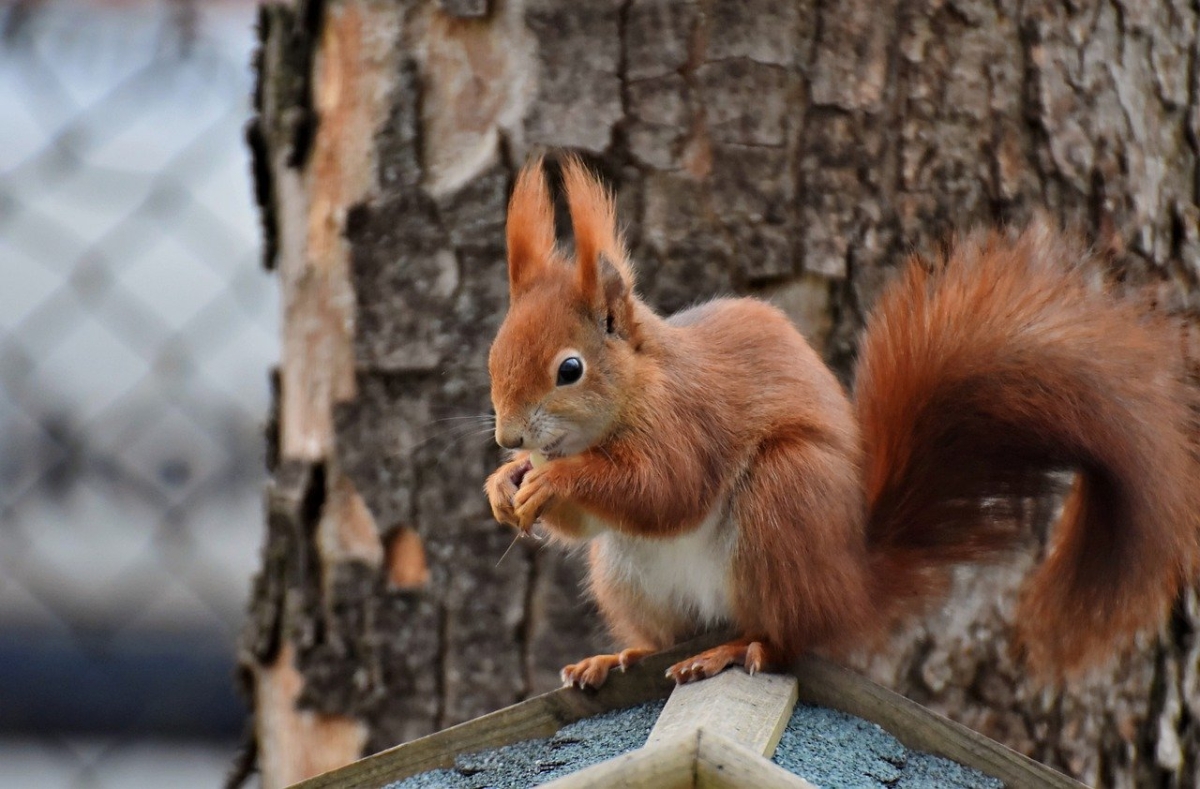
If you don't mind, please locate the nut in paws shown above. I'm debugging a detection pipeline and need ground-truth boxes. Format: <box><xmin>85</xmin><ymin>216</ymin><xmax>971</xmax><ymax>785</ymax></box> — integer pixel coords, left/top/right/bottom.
<box><xmin>512</xmin><ymin>466</ymin><xmax>559</xmax><ymax>530</ymax></box>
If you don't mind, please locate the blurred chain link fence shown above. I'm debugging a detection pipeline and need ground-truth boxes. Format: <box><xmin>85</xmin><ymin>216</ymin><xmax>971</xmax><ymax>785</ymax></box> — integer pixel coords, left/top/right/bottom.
<box><xmin>0</xmin><ymin>1</ymin><xmax>271</xmax><ymax>785</ymax></box>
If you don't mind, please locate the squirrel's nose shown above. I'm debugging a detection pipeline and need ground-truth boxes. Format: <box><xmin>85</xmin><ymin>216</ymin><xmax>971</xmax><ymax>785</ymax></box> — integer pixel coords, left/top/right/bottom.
<box><xmin>496</xmin><ymin>427</ymin><xmax>524</xmax><ymax>450</ymax></box>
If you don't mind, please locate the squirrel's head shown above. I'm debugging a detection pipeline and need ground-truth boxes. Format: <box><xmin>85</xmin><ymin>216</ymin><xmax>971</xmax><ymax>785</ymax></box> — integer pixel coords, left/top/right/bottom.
<box><xmin>488</xmin><ymin>156</ymin><xmax>640</xmax><ymax>459</ymax></box>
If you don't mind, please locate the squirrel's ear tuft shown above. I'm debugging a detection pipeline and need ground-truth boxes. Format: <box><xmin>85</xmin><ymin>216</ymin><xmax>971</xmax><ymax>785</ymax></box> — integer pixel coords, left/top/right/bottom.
<box><xmin>561</xmin><ymin>155</ymin><xmax>632</xmax><ymax>303</ymax></box>
<box><xmin>506</xmin><ymin>156</ymin><xmax>556</xmax><ymax>296</ymax></box>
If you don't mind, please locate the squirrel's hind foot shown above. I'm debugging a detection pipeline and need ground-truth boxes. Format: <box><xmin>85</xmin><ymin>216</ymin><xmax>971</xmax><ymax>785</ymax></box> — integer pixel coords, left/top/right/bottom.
<box><xmin>560</xmin><ymin>647</ymin><xmax>654</xmax><ymax>689</ymax></box>
<box><xmin>665</xmin><ymin>638</ymin><xmax>780</xmax><ymax>684</ymax></box>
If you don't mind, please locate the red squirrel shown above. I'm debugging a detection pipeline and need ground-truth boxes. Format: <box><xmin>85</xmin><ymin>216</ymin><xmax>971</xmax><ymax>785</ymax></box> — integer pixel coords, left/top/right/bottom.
<box><xmin>484</xmin><ymin>155</ymin><xmax>1200</xmax><ymax>689</ymax></box>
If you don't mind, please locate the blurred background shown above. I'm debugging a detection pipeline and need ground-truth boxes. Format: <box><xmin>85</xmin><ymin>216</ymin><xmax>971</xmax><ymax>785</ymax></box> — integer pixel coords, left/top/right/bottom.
<box><xmin>0</xmin><ymin>1</ymin><xmax>270</xmax><ymax>786</ymax></box>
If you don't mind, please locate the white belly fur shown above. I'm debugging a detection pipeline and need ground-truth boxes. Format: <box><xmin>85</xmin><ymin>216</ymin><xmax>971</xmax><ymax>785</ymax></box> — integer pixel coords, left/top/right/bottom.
<box><xmin>592</xmin><ymin>502</ymin><xmax>736</xmax><ymax>627</ymax></box>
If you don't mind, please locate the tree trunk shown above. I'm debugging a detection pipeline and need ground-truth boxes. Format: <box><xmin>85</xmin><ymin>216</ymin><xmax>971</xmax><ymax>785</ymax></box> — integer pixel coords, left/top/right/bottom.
<box><xmin>240</xmin><ymin>1</ymin><xmax>1200</xmax><ymax>787</ymax></box>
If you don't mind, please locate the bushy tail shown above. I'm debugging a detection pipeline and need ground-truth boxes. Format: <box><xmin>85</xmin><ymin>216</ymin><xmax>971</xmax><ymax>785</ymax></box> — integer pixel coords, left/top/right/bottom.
<box><xmin>855</xmin><ymin>220</ymin><xmax>1200</xmax><ymax>677</ymax></box>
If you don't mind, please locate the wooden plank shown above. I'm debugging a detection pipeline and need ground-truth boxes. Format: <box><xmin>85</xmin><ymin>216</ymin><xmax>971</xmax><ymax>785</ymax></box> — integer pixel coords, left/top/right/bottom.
<box><xmin>696</xmin><ymin>731</ymin><xmax>818</xmax><ymax>789</ymax></box>
<box><xmin>289</xmin><ymin>631</ymin><xmax>733</xmax><ymax>789</ymax></box>
<box><xmin>647</xmin><ymin>669</ymin><xmax>798</xmax><ymax>756</ymax></box>
<box><xmin>539</xmin><ymin>732</ymin><xmax>698</xmax><ymax>789</ymax></box>
<box><xmin>790</xmin><ymin>656</ymin><xmax>1089</xmax><ymax>789</ymax></box>
<box><xmin>542</xmin><ymin>729</ymin><xmax>819</xmax><ymax>789</ymax></box>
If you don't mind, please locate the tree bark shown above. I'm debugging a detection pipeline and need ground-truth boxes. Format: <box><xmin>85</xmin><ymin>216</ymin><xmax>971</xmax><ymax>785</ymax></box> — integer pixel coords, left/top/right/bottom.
<box><xmin>240</xmin><ymin>1</ymin><xmax>1200</xmax><ymax>787</ymax></box>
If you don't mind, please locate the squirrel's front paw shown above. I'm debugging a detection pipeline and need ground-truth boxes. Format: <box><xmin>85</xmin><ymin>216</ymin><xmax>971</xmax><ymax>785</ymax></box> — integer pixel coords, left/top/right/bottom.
<box><xmin>485</xmin><ymin>458</ymin><xmax>532</xmax><ymax>529</ymax></box>
<box><xmin>512</xmin><ymin>465</ymin><xmax>561</xmax><ymax>531</ymax></box>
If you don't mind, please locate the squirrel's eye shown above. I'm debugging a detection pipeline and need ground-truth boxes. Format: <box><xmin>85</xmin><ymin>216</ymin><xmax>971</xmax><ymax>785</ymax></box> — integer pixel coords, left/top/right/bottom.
<box><xmin>556</xmin><ymin>356</ymin><xmax>584</xmax><ymax>386</ymax></box>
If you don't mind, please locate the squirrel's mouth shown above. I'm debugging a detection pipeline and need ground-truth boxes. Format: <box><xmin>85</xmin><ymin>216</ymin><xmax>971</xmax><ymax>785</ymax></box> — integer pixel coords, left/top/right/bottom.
<box><xmin>539</xmin><ymin>436</ymin><xmax>566</xmax><ymax>458</ymax></box>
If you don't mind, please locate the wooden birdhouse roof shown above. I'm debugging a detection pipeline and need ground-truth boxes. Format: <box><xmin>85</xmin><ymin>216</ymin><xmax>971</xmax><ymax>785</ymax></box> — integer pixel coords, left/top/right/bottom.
<box><xmin>290</xmin><ymin>634</ymin><xmax>1086</xmax><ymax>789</ymax></box>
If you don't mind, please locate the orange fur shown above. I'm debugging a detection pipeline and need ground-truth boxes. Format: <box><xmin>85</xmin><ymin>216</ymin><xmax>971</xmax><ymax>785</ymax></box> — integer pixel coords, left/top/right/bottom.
<box><xmin>484</xmin><ymin>158</ymin><xmax>1200</xmax><ymax>689</ymax></box>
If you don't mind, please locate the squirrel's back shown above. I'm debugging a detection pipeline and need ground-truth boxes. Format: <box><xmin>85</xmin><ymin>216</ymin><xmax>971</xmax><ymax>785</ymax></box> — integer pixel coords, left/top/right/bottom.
<box><xmin>855</xmin><ymin>220</ymin><xmax>1200</xmax><ymax>676</ymax></box>
<box><xmin>665</xmin><ymin>296</ymin><xmax>858</xmax><ymax>447</ymax></box>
